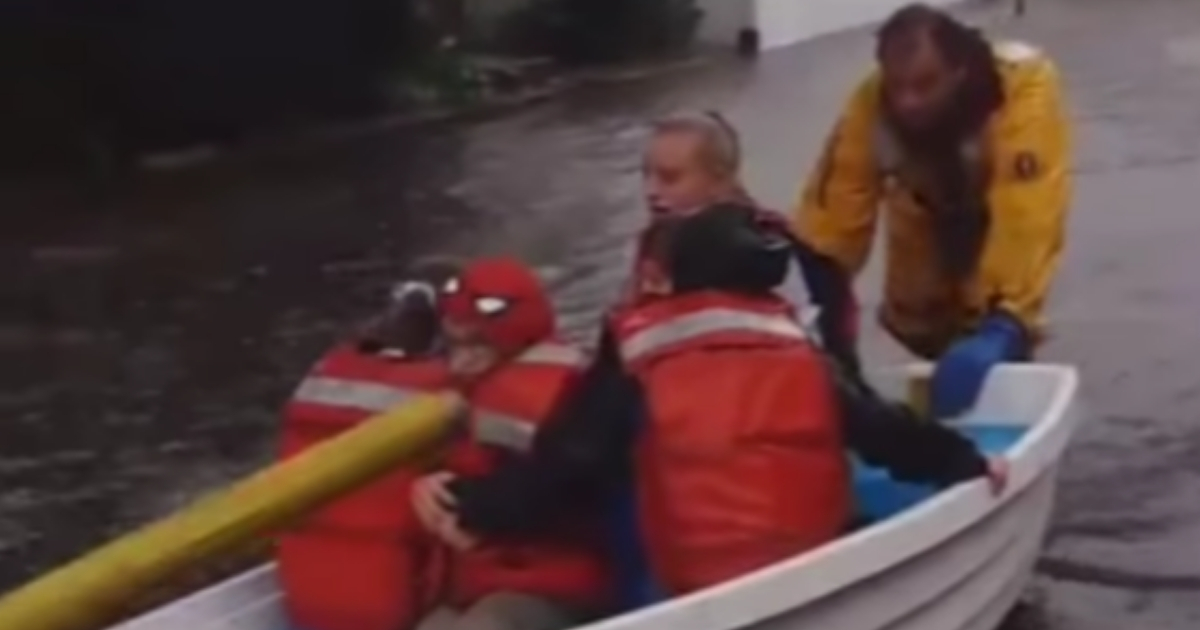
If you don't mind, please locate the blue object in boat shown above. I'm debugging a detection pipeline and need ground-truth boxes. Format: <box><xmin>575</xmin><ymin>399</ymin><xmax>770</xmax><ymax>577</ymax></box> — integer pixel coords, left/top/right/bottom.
<box><xmin>608</xmin><ymin>404</ymin><xmax>667</xmax><ymax>612</ymax></box>
<box><xmin>608</xmin><ymin>486</ymin><xmax>665</xmax><ymax>612</ymax></box>
<box><xmin>852</xmin><ymin>423</ymin><xmax>1025</xmax><ymax>522</ymax></box>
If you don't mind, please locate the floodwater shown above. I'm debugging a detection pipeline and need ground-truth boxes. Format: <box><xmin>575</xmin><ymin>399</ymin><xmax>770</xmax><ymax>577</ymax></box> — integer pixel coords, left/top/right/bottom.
<box><xmin>3</xmin><ymin>0</ymin><xmax>1200</xmax><ymax>627</ymax></box>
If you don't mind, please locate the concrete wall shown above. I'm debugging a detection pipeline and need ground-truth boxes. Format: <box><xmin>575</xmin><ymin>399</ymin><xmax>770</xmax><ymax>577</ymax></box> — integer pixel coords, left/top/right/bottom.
<box><xmin>695</xmin><ymin>0</ymin><xmax>965</xmax><ymax>51</ymax></box>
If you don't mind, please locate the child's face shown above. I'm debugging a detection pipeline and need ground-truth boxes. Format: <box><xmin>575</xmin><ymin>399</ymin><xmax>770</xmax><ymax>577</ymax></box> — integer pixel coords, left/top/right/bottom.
<box><xmin>441</xmin><ymin>320</ymin><xmax>500</xmax><ymax>380</ymax></box>
<box><xmin>642</xmin><ymin>131</ymin><xmax>734</xmax><ymax>217</ymax></box>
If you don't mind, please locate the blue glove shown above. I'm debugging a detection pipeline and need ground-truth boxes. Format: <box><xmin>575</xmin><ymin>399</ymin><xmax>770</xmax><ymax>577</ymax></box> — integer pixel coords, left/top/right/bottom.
<box><xmin>930</xmin><ymin>314</ymin><xmax>1027</xmax><ymax>419</ymax></box>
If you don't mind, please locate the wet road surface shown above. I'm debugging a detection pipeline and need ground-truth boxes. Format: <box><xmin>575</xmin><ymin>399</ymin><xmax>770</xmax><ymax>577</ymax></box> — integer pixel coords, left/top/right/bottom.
<box><xmin>3</xmin><ymin>0</ymin><xmax>1200</xmax><ymax>627</ymax></box>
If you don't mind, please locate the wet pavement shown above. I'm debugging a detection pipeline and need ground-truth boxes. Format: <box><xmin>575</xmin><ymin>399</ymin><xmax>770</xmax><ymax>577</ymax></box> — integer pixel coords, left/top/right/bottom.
<box><xmin>3</xmin><ymin>0</ymin><xmax>1200</xmax><ymax>626</ymax></box>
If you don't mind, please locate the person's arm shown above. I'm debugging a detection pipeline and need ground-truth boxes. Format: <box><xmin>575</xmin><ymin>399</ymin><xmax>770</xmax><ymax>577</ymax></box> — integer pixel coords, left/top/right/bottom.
<box><xmin>447</xmin><ymin>325</ymin><xmax>641</xmax><ymax>537</ymax></box>
<box><xmin>973</xmin><ymin>56</ymin><xmax>1072</xmax><ymax>343</ymax></box>
<box><xmin>783</xmin><ymin>232</ymin><xmax>862</xmax><ymax>375</ymax></box>
<box><xmin>829</xmin><ymin>358</ymin><xmax>988</xmax><ymax>486</ymax></box>
<box><xmin>791</xmin><ymin>75</ymin><xmax>884</xmax><ymax>277</ymax></box>
<box><xmin>929</xmin><ymin>56</ymin><xmax>1072</xmax><ymax>418</ymax></box>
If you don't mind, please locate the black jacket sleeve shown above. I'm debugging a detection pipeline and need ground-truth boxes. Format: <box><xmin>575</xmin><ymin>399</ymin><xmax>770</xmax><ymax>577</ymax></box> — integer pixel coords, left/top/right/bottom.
<box><xmin>778</xmin><ymin>230</ymin><xmax>985</xmax><ymax>486</ymax></box>
<box><xmin>785</xmin><ymin>232</ymin><xmax>862</xmax><ymax>375</ymax></box>
<box><xmin>448</xmin><ymin>325</ymin><xmax>642</xmax><ymax>537</ymax></box>
<box><xmin>827</xmin><ymin>357</ymin><xmax>989</xmax><ymax>487</ymax></box>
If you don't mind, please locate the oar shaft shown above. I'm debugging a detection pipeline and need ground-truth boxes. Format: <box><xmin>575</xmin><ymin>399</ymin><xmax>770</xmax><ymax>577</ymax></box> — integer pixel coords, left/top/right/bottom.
<box><xmin>0</xmin><ymin>393</ymin><xmax>462</xmax><ymax>630</ymax></box>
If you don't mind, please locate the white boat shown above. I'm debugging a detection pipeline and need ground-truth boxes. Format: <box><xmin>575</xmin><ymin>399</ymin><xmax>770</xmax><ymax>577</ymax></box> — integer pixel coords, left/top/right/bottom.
<box><xmin>109</xmin><ymin>363</ymin><xmax>1082</xmax><ymax>630</ymax></box>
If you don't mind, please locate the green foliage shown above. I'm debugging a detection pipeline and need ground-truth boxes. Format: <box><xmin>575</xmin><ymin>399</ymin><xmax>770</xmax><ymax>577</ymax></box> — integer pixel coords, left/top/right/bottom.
<box><xmin>505</xmin><ymin>0</ymin><xmax>703</xmax><ymax>64</ymax></box>
<box><xmin>394</xmin><ymin>43</ymin><xmax>488</xmax><ymax>108</ymax></box>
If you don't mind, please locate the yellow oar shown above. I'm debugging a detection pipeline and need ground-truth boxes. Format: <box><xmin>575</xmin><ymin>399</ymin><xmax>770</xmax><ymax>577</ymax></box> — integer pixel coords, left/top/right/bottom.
<box><xmin>0</xmin><ymin>392</ymin><xmax>463</xmax><ymax>630</ymax></box>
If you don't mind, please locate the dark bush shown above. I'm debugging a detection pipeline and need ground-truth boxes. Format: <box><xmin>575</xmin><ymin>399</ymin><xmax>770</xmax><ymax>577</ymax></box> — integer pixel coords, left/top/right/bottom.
<box><xmin>504</xmin><ymin>0</ymin><xmax>703</xmax><ymax>64</ymax></box>
<box><xmin>0</xmin><ymin>0</ymin><xmax>433</xmax><ymax>170</ymax></box>
<box><xmin>0</xmin><ymin>0</ymin><xmax>702</xmax><ymax>179</ymax></box>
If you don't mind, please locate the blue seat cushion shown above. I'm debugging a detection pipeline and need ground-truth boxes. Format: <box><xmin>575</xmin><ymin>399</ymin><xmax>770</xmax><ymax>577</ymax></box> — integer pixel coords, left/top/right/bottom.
<box><xmin>852</xmin><ymin>423</ymin><xmax>1024</xmax><ymax>521</ymax></box>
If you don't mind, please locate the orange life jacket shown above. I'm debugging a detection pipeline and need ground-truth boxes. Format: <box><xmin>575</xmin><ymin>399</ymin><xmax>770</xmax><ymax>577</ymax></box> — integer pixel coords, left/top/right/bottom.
<box><xmin>437</xmin><ymin>341</ymin><xmax>612</xmax><ymax>612</ymax></box>
<box><xmin>611</xmin><ymin>291</ymin><xmax>851</xmax><ymax>595</ymax></box>
<box><xmin>278</xmin><ymin>343</ymin><xmax>449</xmax><ymax>630</ymax></box>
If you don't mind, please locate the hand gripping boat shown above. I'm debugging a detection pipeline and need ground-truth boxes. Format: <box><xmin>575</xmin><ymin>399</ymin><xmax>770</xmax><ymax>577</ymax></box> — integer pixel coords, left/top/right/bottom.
<box><xmin>102</xmin><ymin>364</ymin><xmax>1080</xmax><ymax>630</ymax></box>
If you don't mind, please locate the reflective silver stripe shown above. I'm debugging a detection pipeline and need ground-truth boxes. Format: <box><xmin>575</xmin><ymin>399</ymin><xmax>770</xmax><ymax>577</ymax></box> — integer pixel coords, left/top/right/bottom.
<box><xmin>291</xmin><ymin>376</ymin><xmax>417</xmax><ymax>413</ymax></box>
<box><xmin>468</xmin><ymin>344</ymin><xmax>576</xmax><ymax>452</ymax></box>
<box><xmin>473</xmin><ymin>409</ymin><xmax>537</xmax><ymax>452</ymax></box>
<box><xmin>619</xmin><ymin>308</ymin><xmax>807</xmax><ymax>364</ymax></box>
<box><xmin>516</xmin><ymin>343</ymin><xmax>585</xmax><ymax>367</ymax></box>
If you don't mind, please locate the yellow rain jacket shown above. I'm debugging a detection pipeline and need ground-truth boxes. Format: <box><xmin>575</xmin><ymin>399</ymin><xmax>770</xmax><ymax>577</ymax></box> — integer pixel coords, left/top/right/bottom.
<box><xmin>792</xmin><ymin>41</ymin><xmax>1072</xmax><ymax>359</ymax></box>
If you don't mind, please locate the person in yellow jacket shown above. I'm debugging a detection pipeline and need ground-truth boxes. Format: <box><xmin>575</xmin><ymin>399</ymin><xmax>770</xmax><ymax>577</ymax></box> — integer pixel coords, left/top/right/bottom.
<box><xmin>792</xmin><ymin>4</ymin><xmax>1072</xmax><ymax>419</ymax></box>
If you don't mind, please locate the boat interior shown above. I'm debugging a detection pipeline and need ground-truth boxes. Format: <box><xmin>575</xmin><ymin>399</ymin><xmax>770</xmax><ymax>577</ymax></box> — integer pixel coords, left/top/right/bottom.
<box><xmin>852</xmin><ymin>423</ymin><xmax>1025</xmax><ymax>523</ymax></box>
